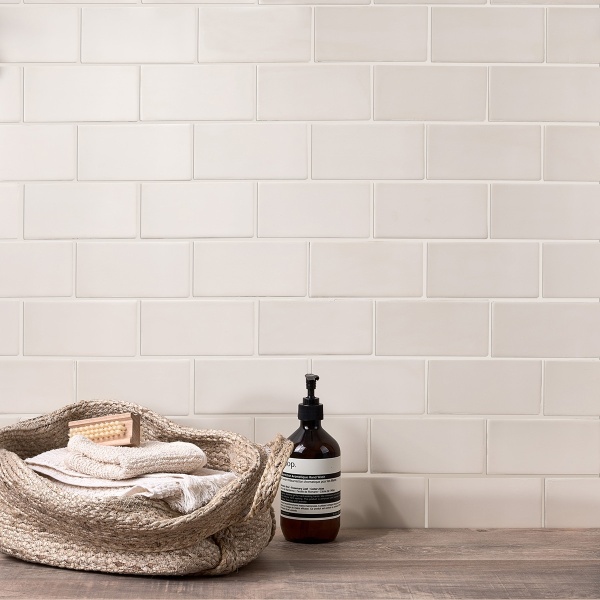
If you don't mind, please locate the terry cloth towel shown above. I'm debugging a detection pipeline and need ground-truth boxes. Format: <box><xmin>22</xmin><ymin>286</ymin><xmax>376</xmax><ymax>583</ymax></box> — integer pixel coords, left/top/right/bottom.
<box><xmin>25</xmin><ymin>447</ymin><xmax>236</xmax><ymax>514</ymax></box>
<box><xmin>65</xmin><ymin>435</ymin><xmax>207</xmax><ymax>480</ymax></box>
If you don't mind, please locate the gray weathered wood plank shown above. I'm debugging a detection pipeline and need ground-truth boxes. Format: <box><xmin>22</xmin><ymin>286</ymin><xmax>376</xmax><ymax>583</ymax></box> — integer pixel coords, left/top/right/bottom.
<box><xmin>1</xmin><ymin>530</ymin><xmax>599</xmax><ymax>599</ymax></box>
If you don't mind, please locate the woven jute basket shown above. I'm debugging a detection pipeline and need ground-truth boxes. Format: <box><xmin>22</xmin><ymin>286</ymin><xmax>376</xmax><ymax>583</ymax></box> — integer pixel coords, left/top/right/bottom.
<box><xmin>0</xmin><ymin>400</ymin><xmax>293</xmax><ymax>576</ymax></box>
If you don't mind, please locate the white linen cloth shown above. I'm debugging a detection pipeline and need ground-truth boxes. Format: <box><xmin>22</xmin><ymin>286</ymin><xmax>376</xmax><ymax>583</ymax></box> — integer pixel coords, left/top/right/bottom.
<box><xmin>66</xmin><ymin>435</ymin><xmax>208</xmax><ymax>480</ymax></box>
<box><xmin>25</xmin><ymin>446</ymin><xmax>236</xmax><ymax>514</ymax></box>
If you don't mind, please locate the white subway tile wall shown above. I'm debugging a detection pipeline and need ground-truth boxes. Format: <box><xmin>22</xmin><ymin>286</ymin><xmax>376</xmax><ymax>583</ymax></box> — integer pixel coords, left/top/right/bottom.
<box><xmin>0</xmin><ymin>0</ymin><xmax>598</xmax><ymax>529</ymax></box>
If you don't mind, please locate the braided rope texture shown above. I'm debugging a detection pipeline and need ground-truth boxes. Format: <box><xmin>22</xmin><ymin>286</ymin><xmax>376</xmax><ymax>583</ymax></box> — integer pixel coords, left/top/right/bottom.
<box><xmin>0</xmin><ymin>400</ymin><xmax>293</xmax><ymax>576</ymax></box>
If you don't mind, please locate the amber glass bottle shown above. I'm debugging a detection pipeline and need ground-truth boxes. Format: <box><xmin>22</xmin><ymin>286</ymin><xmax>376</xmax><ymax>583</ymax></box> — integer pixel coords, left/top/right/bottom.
<box><xmin>280</xmin><ymin>374</ymin><xmax>341</xmax><ymax>543</ymax></box>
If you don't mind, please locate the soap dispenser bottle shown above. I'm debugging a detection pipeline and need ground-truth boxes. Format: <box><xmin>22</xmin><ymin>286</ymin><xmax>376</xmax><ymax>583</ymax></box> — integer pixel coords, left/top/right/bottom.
<box><xmin>280</xmin><ymin>374</ymin><xmax>341</xmax><ymax>543</ymax></box>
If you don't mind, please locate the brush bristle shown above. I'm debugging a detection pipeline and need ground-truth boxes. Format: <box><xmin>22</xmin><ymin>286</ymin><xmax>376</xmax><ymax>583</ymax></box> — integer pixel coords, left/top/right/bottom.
<box><xmin>69</xmin><ymin>421</ymin><xmax>127</xmax><ymax>442</ymax></box>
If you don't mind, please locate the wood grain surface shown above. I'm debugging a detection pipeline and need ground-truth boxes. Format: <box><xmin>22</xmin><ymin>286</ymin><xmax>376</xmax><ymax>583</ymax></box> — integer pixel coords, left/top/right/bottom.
<box><xmin>1</xmin><ymin>529</ymin><xmax>599</xmax><ymax>599</ymax></box>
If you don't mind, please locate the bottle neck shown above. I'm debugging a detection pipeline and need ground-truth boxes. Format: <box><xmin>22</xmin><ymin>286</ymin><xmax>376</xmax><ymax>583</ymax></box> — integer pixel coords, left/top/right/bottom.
<box><xmin>300</xmin><ymin>419</ymin><xmax>321</xmax><ymax>430</ymax></box>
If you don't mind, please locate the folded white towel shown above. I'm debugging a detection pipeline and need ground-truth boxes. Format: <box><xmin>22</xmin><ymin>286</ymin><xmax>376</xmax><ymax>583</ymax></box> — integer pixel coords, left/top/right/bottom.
<box><xmin>25</xmin><ymin>447</ymin><xmax>236</xmax><ymax>514</ymax></box>
<box><xmin>65</xmin><ymin>435</ymin><xmax>207</xmax><ymax>480</ymax></box>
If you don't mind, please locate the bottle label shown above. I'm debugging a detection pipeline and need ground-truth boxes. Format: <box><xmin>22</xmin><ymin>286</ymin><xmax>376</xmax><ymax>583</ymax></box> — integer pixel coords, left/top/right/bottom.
<box><xmin>280</xmin><ymin>457</ymin><xmax>341</xmax><ymax>521</ymax></box>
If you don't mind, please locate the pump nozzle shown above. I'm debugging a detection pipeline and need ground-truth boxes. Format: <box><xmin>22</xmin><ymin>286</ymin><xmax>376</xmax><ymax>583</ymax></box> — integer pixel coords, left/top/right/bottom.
<box><xmin>298</xmin><ymin>373</ymin><xmax>323</xmax><ymax>422</ymax></box>
<box><xmin>305</xmin><ymin>374</ymin><xmax>319</xmax><ymax>404</ymax></box>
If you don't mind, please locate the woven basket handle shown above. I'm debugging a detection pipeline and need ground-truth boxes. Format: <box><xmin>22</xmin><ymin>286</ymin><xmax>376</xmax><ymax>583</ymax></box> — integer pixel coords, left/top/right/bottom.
<box><xmin>245</xmin><ymin>434</ymin><xmax>293</xmax><ymax>522</ymax></box>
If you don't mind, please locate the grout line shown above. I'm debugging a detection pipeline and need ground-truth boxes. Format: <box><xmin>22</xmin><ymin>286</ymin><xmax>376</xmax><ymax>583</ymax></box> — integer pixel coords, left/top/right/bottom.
<box><xmin>74</xmin><ymin>360</ymin><xmax>78</xmax><ymax>403</ymax></box>
<box><xmin>254</xmin><ymin>64</ymin><xmax>258</xmax><ymax>122</ymax></box>
<box><xmin>311</xmin><ymin>7</ymin><xmax>315</xmax><ymax>63</ymax></box>
<box><xmin>540</xmin><ymin>360</ymin><xmax>545</xmax><ymax>416</ymax></box>
<box><xmin>488</xmin><ymin>302</ymin><xmax>492</xmax><ymax>357</ymax></box>
<box><xmin>254</xmin><ymin>299</ymin><xmax>260</xmax><ymax>357</ymax></box>
<box><xmin>190</xmin><ymin>357</ymin><xmax>195</xmax><ymax>417</ymax></box>
<box><xmin>544</xmin><ymin>8</ymin><xmax>548</xmax><ymax>64</ymax></box>
<box><xmin>72</xmin><ymin>241</ymin><xmax>77</xmax><ymax>298</ymax></box>
<box><xmin>369</xmin><ymin>181</ymin><xmax>374</xmax><ymax>239</ymax></box>
<box><xmin>307</xmin><ymin>124</ymin><xmax>312</xmax><ymax>180</ymax></box>
<box><xmin>254</xmin><ymin>181</ymin><xmax>259</xmax><ymax>238</ymax></box>
<box><xmin>424</xmin><ymin>478</ymin><xmax>429</xmax><ymax>528</ymax></box>
<box><xmin>189</xmin><ymin>240</ymin><xmax>194</xmax><ymax>298</ymax></box>
<box><xmin>487</xmin><ymin>183</ymin><xmax>491</xmax><ymax>239</ymax></box>
<box><xmin>538</xmin><ymin>242</ymin><xmax>543</xmax><ymax>298</ymax></box>
<box><xmin>20</xmin><ymin>185</ymin><xmax>25</xmax><ymax>241</ymax></box>
<box><xmin>422</xmin><ymin>243</ymin><xmax>428</xmax><ymax>298</ymax></box>
<box><xmin>138</xmin><ymin>66</ymin><xmax>142</xmax><ymax>122</ymax></box>
<box><xmin>307</xmin><ymin>241</ymin><xmax>311</xmax><ymax>298</ymax></box>
<box><xmin>424</xmin><ymin>359</ymin><xmax>429</xmax><ymax>415</ymax></box>
<box><xmin>137</xmin><ymin>300</ymin><xmax>141</xmax><ymax>357</ymax></box>
<box><xmin>372</xmin><ymin>300</ymin><xmax>376</xmax><ymax>356</ymax></box>
<box><xmin>78</xmin><ymin>8</ymin><xmax>82</xmax><ymax>65</ymax></box>
<box><xmin>542</xmin><ymin>477</ymin><xmax>546</xmax><ymax>527</ymax></box>
<box><xmin>20</xmin><ymin>67</ymin><xmax>24</xmax><ymax>123</ymax></box>
<box><xmin>19</xmin><ymin>300</ymin><xmax>24</xmax><ymax>357</ymax></box>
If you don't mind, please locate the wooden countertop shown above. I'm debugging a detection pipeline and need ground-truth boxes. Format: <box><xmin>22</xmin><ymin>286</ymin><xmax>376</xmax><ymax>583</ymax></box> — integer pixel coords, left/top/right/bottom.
<box><xmin>1</xmin><ymin>529</ymin><xmax>599</xmax><ymax>599</ymax></box>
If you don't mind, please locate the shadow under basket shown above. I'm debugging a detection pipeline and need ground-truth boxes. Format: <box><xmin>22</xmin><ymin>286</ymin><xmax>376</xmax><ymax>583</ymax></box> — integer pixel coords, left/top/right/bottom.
<box><xmin>0</xmin><ymin>400</ymin><xmax>293</xmax><ymax>576</ymax></box>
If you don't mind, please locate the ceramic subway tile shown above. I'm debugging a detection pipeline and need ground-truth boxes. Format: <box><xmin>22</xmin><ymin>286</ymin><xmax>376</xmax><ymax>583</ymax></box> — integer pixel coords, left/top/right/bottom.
<box><xmin>195</xmin><ymin>359</ymin><xmax>309</xmax><ymax>414</ymax></box>
<box><xmin>374</xmin><ymin>183</ymin><xmax>488</xmax><ymax>239</ymax></box>
<box><xmin>141</xmin><ymin>66</ymin><xmax>255</xmax><ymax>122</ymax></box>
<box><xmin>375</xmin><ymin>66</ymin><xmax>486</xmax><ymax>122</ymax></box>
<box><xmin>315</xmin><ymin>7</ymin><xmax>427</xmax><ymax>62</ymax></box>
<box><xmin>78</xmin><ymin>125</ymin><xmax>192</xmax><ymax>182</ymax></box>
<box><xmin>0</xmin><ymin>125</ymin><xmax>76</xmax><ymax>182</ymax></box>
<box><xmin>543</xmin><ymin>243</ymin><xmax>600</xmax><ymax>298</ymax></box>
<box><xmin>544</xmin><ymin>361</ymin><xmax>600</xmax><ymax>416</ymax></box>
<box><xmin>312</xmin><ymin>359</ymin><xmax>425</xmax><ymax>415</ymax></box>
<box><xmin>428</xmin><ymin>360</ymin><xmax>542</xmax><ymax>415</ymax></box>
<box><xmin>0</xmin><ymin>301</ymin><xmax>20</xmax><ymax>356</ymax></box>
<box><xmin>0</xmin><ymin>185</ymin><xmax>21</xmax><ymax>239</ymax></box>
<box><xmin>431</xmin><ymin>7</ymin><xmax>544</xmax><ymax>63</ymax></box>
<box><xmin>0</xmin><ymin>67</ymin><xmax>21</xmax><ymax>122</ymax></box>
<box><xmin>77</xmin><ymin>242</ymin><xmax>190</xmax><ymax>298</ymax></box>
<box><xmin>0</xmin><ymin>7</ymin><xmax>78</xmax><ymax>62</ymax></box>
<box><xmin>258</xmin><ymin>183</ymin><xmax>371</xmax><ymax>238</ymax></box>
<box><xmin>141</xmin><ymin>301</ymin><xmax>254</xmax><ymax>356</ymax></box>
<box><xmin>0</xmin><ymin>242</ymin><xmax>72</xmax><ymax>297</ymax></box>
<box><xmin>427</xmin><ymin>242</ymin><xmax>539</xmax><ymax>298</ymax></box>
<box><xmin>258</xmin><ymin>65</ymin><xmax>370</xmax><ymax>121</ymax></box>
<box><xmin>488</xmin><ymin>419</ymin><xmax>600</xmax><ymax>475</ymax></box>
<box><xmin>25</xmin><ymin>183</ymin><xmax>137</xmax><ymax>240</ymax></box>
<box><xmin>198</xmin><ymin>7</ymin><xmax>311</xmax><ymax>63</ymax></box>
<box><xmin>77</xmin><ymin>360</ymin><xmax>190</xmax><ymax>415</ymax></box>
<box><xmin>312</xmin><ymin>124</ymin><xmax>424</xmax><ymax>180</ymax></box>
<box><xmin>310</xmin><ymin>241</ymin><xmax>423</xmax><ymax>298</ymax></box>
<box><xmin>194</xmin><ymin>124</ymin><xmax>307</xmax><ymax>180</ymax></box>
<box><xmin>82</xmin><ymin>7</ymin><xmax>197</xmax><ymax>63</ymax></box>
<box><xmin>193</xmin><ymin>241</ymin><xmax>307</xmax><ymax>297</ymax></box>
<box><xmin>547</xmin><ymin>9</ymin><xmax>600</xmax><ymax>64</ymax></box>
<box><xmin>492</xmin><ymin>302</ymin><xmax>600</xmax><ymax>358</ymax></box>
<box><xmin>489</xmin><ymin>67</ymin><xmax>600</xmax><ymax>123</ymax></box>
<box><xmin>427</xmin><ymin>125</ymin><xmax>541</xmax><ymax>181</ymax></box>
<box><xmin>141</xmin><ymin>183</ymin><xmax>254</xmax><ymax>239</ymax></box>
<box><xmin>546</xmin><ymin>479</ymin><xmax>600</xmax><ymax>527</ymax></box>
<box><xmin>371</xmin><ymin>418</ymin><xmax>485</xmax><ymax>474</ymax></box>
<box><xmin>0</xmin><ymin>360</ymin><xmax>74</xmax><ymax>413</ymax></box>
<box><xmin>341</xmin><ymin>477</ymin><xmax>426</xmax><ymax>528</ymax></box>
<box><xmin>545</xmin><ymin>126</ymin><xmax>600</xmax><ymax>182</ymax></box>
<box><xmin>24</xmin><ymin>301</ymin><xmax>137</xmax><ymax>357</ymax></box>
<box><xmin>25</xmin><ymin>66</ymin><xmax>139</xmax><ymax>122</ymax></box>
<box><xmin>259</xmin><ymin>300</ymin><xmax>373</xmax><ymax>355</ymax></box>
<box><xmin>491</xmin><ymin>184</ymin><xmax>600</xmax><ymax>240</ymax></box>
<box><xmin>376</xmin><ymin>301</ymin><xmax>489</xmax><ymax>356</ymax></box>
<box><xmin>429</xmin><ymin>478</ymin><xmax>542</xmax><ymax>528</ymax></box>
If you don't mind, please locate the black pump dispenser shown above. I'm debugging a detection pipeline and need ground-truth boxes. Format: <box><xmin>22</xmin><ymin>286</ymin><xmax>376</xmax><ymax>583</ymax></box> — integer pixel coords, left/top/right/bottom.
<box><xmin>298</xmin><ymin>374</ymin><xmax>323</xmax><ymax>422</ymax></box>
